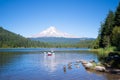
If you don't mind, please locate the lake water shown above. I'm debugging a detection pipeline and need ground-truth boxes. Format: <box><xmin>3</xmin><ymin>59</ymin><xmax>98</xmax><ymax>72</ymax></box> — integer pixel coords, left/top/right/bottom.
<box><xmin>0</xmin><ymin>48</ymin><xmax>120</xmax><ymax>80</ymax></box>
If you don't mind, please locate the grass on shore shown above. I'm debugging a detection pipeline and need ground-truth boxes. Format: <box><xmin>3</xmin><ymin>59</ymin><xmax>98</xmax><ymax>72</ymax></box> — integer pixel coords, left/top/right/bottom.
<box><xmin>90</xmin><ymin>47</ymin><xmax>116</xmax><ymax>57</ymax></box>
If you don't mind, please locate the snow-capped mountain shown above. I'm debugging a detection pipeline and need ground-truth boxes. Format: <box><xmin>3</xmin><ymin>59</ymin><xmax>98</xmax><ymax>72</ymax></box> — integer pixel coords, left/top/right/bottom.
<box><xmin>31</xmin><ymin>26</ymin><xmax>79</xmax><ymax>38</ymax></box>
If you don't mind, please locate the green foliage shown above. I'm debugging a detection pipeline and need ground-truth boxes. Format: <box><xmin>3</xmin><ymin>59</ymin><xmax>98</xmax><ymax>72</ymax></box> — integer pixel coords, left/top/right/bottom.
<box><xmin>114</xmin><ymin>2</ymin><xmax>120</xmax><ymax>26</ymax></box>
<box><xmin>0</xmin><ymin>27</ymin><xmax>50</xmax><ymax>48</ymax></box>
<box><xmin>0</xmin><ymin>27</ymin><xmax>94</xmax><ymax>48</ymax></box>
<box><xmin>111</xmin><ymin>26</ymin><xmax>120</xmax><ymax>50</ymax></box>
<box><xmin>92</xmin><ymin>2</ymin><xmax>120</xmax><ymax>68</ymax></box>
<box><xmin>92</xmin><ymin>36</ymin><xmax>100</xmax><ymax>49</ymax></box>
<box><xmin>42</xmin><ymin>39</ymin><xmax>94</xmax><ymax>48</ymax></box>
<box><xmin>91</xmin><ymin>47</ymin><xmax>116</xmax><ymax>54</ymax></box>
<box><xmin>75</xmin><ymin>40</ymin><xmax>94</xmax><ymax>48</ymax></box>
<box><xmin>31</xmin><ymin>37</ymin><xmax>81</xmax><ymax>44</ymax></box>
<box><xmin>104</xmin><ymin>52</ymin><xmax>120</xmax><ymax>68</ymax></box>
<box><xmin>93</xmin><ymin>3</ymin><xmax>120</xmax><ymax>51</ymax></box>
<box><xmin>98</xmin><ymin>11</ymin><xmax>114</xmax><ymax>48</ymax></box>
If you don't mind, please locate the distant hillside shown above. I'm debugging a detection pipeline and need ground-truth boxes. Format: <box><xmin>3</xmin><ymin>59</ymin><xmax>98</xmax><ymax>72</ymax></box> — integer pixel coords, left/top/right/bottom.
<box><xmin>0</xmin><ymin>27</ymin><xmax>95</xmax><ymax>48</ymax></box>
<box><xmin>0</xmin><ymin>27</ymin><xmax>49</xmax><ymax>48</ymax></box>
<box><xmin>29</xmin><ymin>37</ymin><xmax>95</xmax><ymax>44</ymax></box>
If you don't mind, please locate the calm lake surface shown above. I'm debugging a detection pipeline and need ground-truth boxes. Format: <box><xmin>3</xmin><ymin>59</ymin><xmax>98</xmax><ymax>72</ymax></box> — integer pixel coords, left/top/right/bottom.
<box><xmin>0</xmin><ymin>48</ymin><xmax>120</xmax><ymax>80</ymax></box>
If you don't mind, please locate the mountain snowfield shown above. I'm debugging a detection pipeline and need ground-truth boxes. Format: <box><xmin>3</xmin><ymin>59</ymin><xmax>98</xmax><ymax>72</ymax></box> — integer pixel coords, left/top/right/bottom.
<box><xmin>31</xmin><ymin>26</ymin><xmax>80</xmax><ymax>38</ymax></box>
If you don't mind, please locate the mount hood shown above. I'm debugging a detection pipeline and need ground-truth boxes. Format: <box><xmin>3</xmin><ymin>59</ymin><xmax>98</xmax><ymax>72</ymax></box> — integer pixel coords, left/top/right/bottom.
<box><xmin>31</xmin><ymin>26</ymin><xmax>79</xmax><ymax>38</ymax></box>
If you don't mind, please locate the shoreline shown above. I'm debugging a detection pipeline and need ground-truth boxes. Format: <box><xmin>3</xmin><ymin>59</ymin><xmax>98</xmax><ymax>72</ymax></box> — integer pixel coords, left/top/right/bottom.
<box><xmin>80</xmin><ymin>59</ymin><xmax>120</xmax><ymax>75</ymax></box>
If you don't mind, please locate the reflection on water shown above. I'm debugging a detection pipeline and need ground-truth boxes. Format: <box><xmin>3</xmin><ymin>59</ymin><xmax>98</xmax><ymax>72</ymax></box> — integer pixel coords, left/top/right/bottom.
<box><xmin>44</xmin><ymin>53</ymin><xmax>57</xmax><ymax>72</ymax></box>
<box><xmin>0</xmin><ymin>48</ymin><xmax>120</xmax><ymax>80</ymax></box>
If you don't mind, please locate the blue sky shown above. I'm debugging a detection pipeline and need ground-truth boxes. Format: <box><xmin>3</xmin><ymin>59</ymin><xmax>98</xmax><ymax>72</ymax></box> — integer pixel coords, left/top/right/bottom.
<box><xmin>0</xmin><ymin>0</ymin><xmax>119</xmax><ymax>38</ymax></box>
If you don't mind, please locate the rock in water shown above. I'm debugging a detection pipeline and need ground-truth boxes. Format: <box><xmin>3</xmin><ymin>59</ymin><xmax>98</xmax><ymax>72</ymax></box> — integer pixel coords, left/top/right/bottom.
<box><xmin>80</xmin><ymin>60</ymin><xmax>88</xmax><ymax>64</ymax></box>
<box><xmin>84</xmin><ymin>62</ymin><xmax>93</xmax><ymax>69</ymax></box>
<box><xmin>95</xmin><ymin>66</ymin><xmax>106</xmax><ymax>72</ymax></box>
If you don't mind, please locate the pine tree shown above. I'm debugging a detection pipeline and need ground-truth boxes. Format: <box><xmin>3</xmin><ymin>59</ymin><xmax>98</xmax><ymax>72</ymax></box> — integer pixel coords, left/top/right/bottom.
<box><xmin>98</xmin><ymin>11</ymin><xmax>114</xmax><ymax>48</ymax></box>
<box><xmin>112</xmin><ymin>26</ymin><xmax>120</xmax><ymax>50</ymax></box>
<box><xmin>114</xmin><ymin>2</ymin><xmax>120</xmax><ymax>26</ymax></box>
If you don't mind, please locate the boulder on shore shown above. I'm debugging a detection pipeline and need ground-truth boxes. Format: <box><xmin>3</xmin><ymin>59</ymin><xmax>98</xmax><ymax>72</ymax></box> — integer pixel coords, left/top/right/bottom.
<box><xmin>80</xmin><ymin>60</ymin><xmax>88</xmax><ymax>64</ymax></box>
<box><xmin>95</xmin><ymin>66</ymin><xmax>106</xmax><ymax>72</ymax></box>
<box><xmin>84</xmin><ymin>62</ymin><xmax>93</xmax><ymax>69</ymax></box>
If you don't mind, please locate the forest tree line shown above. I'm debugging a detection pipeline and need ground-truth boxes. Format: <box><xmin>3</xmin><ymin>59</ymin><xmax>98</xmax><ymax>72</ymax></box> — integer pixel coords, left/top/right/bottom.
<box><xmin>0</xmin><ymin>27</ymin><xmax>51</xmax><ymax>48</ymax></box>
<box><xmin>0</xmin><ymin>27</ymin><xmax>93</xmax><ymax>48</ymax></box>
<box><xmin>93</xmin><ymin>3</ymin><xmax>120</xmax><ymax>51</ymax></box>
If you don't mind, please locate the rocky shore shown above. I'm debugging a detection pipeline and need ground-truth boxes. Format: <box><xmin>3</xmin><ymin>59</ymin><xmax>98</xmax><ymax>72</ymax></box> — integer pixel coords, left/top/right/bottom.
<box><xmin>63</xmin><ymin>58</ymin><xmax>120</xmax><ymax>75</ymax></box>
<box><xmin>80</xmin><ymin>59</ymin><xmax>120</xmax><ymax>74</ymax></box>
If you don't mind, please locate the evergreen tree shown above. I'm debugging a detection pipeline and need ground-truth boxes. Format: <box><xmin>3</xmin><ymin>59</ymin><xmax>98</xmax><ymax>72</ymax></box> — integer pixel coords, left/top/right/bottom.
<box><xmin>112</xmin><ymin>26</ymin><xmax>120</xmax><ymax>50</ymax></box>
<box><xmin>114</xmin><ymin>2</ymin><xmax>120</xmax><ymax>26</ymax></box>
<box><xmin>93</xmin><ymin>2</ymin><xmax>120</xmax><ymax>51</ymax></box>
<box><xmin>0</xmin><ymin>27</ymin><xmax>50</xmax><ymax>48</ymax></box>
<box><xmin>98</xmin><ymin>11</ymin><xmax>114</xmax><ymax>48</ymax></box>
<box><xmin>92</xmin><ymin>36</ymin><xmax>100</xmax><ymax>49</ymax></box>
